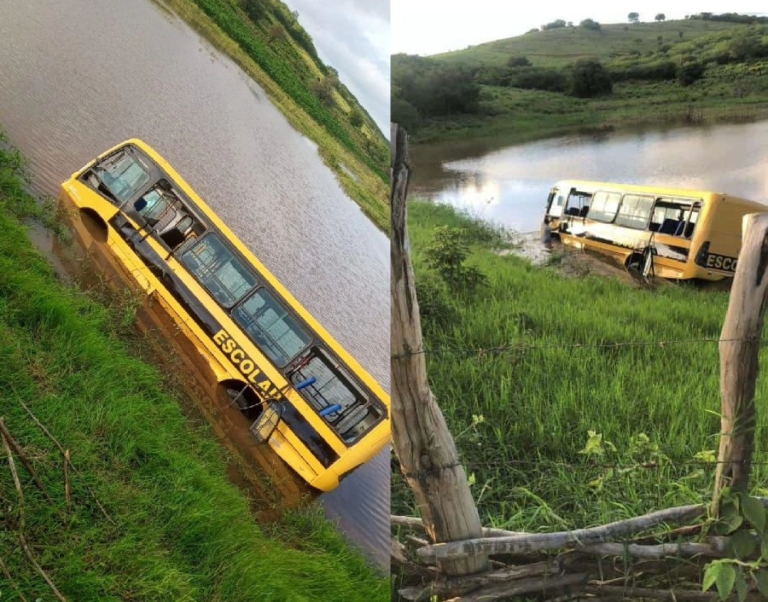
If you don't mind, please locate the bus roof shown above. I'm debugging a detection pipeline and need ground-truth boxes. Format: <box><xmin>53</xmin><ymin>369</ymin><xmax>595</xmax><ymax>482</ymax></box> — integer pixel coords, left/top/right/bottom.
<box><xmin>552</xmin><ymin>179</ymin><xmax>766</xmax><ymax>210</ymax></box>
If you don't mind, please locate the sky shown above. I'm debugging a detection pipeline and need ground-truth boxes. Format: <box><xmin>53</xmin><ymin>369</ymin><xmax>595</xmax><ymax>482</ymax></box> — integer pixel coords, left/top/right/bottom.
<box><xmin>392</xmin><ymin>1</ymin><xmax>768</xmax><ymax>56</ymax></box>
<box><xmin>282</xmin><ymin>0</ymin><xmax>389</xmax><ymax>137</ymax></box>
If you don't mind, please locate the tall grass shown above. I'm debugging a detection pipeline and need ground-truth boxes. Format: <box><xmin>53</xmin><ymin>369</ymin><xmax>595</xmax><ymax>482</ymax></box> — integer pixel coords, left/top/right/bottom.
<box><xmin>393</xmin><ymin>200</ymin><xmax>768</xmax><ymax>533</ymax></box>
<box><xmin>0</xmin><ymin>138</ymin><xmax>387</xmax><ymax>600</ymax></box>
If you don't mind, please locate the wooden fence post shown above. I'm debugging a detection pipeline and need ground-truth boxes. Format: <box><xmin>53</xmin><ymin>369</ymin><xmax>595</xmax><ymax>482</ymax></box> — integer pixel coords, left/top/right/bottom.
<box><xmin>712</xmin><ymin>213</ymin><xmax>768</xmax><ymax>511</ymax></box>
<box><xmin>390</xmin><ymin>123</ymin><xmax>489</xmax><ymax>577</ymax></box>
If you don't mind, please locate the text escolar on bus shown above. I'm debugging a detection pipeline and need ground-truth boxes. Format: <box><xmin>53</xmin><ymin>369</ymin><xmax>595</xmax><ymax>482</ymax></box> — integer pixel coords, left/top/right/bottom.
<box><xmin>543</xmin><ymin>179</ymin><xmax>766</xmax><ymax>281</ymax></box>
<box><xmin>60</xmin><ymin>139</ymin><xmax>390</xmax><ymax>492</ymax></box>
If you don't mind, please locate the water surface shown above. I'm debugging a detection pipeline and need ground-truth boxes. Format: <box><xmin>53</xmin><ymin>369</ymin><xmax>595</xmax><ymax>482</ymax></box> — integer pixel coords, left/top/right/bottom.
<box><xmin>411</xmin><ymin>122</ymin><xmax>768</xmax><ymax>238</ymax></box>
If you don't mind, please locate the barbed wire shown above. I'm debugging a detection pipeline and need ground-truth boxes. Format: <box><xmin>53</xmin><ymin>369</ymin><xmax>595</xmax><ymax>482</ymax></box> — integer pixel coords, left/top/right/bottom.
<box><xmin>395</xmin><ymin>458</ymin><xmax>768</xmax><ymax>477</ymax></box>
<box><xmin>391</xmin><ymin>336</ymin><xmax>768</xmax><ymax>359</ymax></box>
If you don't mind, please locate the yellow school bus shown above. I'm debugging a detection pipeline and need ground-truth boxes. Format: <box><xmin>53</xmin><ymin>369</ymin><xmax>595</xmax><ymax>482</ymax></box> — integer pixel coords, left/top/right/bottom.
<box><xmin>60</xmin><ymin>139</ymin><xmax>389</xmax><ymax>492</ymax></box>
<box><xmin>543</xmin><ymin>180</ymin><xmax>766</xmax><ymax>281</ymax></box>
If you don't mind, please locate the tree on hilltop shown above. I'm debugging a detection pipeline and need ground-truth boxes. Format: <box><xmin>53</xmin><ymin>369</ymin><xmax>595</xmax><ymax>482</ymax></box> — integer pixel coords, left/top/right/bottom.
<box><xmin>655</xmin><ymin>13</ymin><xmax>666</xmax><ymax>23</ymax></box>
<box><xmin>628</xmin><ymin>12</ymin><xmax>640</xmax><ymax>23</ymax></box>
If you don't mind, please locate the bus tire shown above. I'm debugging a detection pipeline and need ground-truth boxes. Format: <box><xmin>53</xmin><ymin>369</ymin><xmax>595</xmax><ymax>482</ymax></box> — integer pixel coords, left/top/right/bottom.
<box><xmin>626</xmin><ymin>253</ymin><xmax>644</xmax><ymax>273</ymax></box>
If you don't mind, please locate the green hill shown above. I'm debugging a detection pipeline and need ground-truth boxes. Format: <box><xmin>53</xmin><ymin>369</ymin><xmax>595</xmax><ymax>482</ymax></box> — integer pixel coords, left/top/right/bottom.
<box><xmin>435</xmin><ymin>19</ymin><xmax>746</xmax><ymax>69</ymax></box>
<box><xmin>392</xmin><ymin>14</ymin><xmax>768</xmax><ymax>143</ymax></box>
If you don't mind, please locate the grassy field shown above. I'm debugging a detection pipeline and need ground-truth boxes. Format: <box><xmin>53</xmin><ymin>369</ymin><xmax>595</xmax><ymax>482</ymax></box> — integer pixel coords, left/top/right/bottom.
<box><xmin>436</xmin><ymin>19</ymin><xmax>747</xmax><ymax>69</ymax></box>
<box><xmin>0</xmin><ymin>140</ymin><xmax>387</xmax><ymax>600</ymax></box>
<box><xmin>392</xmin><ymin>200</ymin><xmax>768</xmax><ymax>533</ymax></box>
<box><xmin>397</xmin><ymin>17</ymin><xmax>768</xmax><ymax>144</ymax></box>
<box><xmin>154</xmin><ymin>0</ymin><xmax>390</xmax><ymax>231</ymax></box>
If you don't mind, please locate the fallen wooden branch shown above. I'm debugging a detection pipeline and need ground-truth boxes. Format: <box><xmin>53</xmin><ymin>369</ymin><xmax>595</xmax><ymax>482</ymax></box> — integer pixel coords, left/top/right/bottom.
<box><xmin>0</xmin><ymin>418</ymin><xmax>51</xmax><ymax>499</ymax></box>
<box><xmin>579</xmin><ymin>539</ymin><xmax>729</xmax><ymax>559</ymax></box>
<box><xmin>444</xmin><ymin>572</ymin><xmax>587</xmax><ymax>602</ymax></box>
<box><xmin>2</xmin><ymin>431</ymin><xmax>68</xmax><ymax>602</ymax></box>
<box><xmin>417</xmin><ymin>504</ymin><xmax>706</xmax><ymax>560</ymax></box>
<box><xmin>392</xmin><ymin>515</ymin><xmax>526</xmax><ymax>538</ymax></box>
<box><xmin>583</xmin><ymin>584</ymin><xmax>766</xmax><ymax>601</ymax></box>
<box><xmin>18</xmin><ymin>399</ymin><xmax>115</xmax><ymax>525</ymax></box>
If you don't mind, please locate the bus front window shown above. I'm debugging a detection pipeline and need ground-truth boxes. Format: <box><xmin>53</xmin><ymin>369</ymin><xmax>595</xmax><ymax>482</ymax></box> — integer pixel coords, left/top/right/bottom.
<box><xmin>93</xmin><ymin>150</ymin><xmax>150</xmax><ymax>205</ymax></box>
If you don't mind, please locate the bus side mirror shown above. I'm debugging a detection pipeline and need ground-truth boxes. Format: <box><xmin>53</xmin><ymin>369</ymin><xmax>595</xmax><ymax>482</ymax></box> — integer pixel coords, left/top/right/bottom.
<box><xmin>250</xmin><ymin>402</ymin><xmax>284</xmax><ymax>442</ymax></box>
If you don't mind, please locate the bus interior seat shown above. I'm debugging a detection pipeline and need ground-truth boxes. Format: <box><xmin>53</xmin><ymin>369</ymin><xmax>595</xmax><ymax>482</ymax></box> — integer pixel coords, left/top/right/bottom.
<box><xmin>673</xmin><ymin>221</ymin><xmax>687</xmax><ymax>237</ymax></box>
<box><xmin>684</xmin><ymin>222</ymin><xmax>696</xmax><ymax>238</ymax></box>
<box><xmin>566</xmin><ymin>207</ymin><xmax>580</xmax><ymax>216</ymax></box>
<box><xmin>578</xmin><ymin>206</ymin><xmax>589</xmax><ymax>218</ymax></box>
<box><xmin>659</xmin><ymin>218</ymin><xmax>679</xmax><ymax>235</ymax></box>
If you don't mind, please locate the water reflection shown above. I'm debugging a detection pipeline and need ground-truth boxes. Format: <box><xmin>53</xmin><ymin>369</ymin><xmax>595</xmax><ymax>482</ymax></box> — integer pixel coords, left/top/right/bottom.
<box><xmin>411</xmin><ymin>121</ymin><xmax>768</xmax><ymax>235</ymax></box>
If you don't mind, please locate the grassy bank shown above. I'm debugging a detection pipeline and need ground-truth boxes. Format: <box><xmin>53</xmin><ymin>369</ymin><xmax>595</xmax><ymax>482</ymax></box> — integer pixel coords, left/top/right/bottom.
<box><xmin>394</xmin><ymin>17</ymin><xmax>768</xmax><ymax>145</ymax></box>
<box><xmin>393</xmin><ymin>200</ymin><xmax>768</xmax><ymax>533</ymax></box>
<box><xmin>153</xmin><ymin>0</ymin><xmax>389</xmax><ymax>230</ymax></box>
<box><xmin>0</xmin><ymin>141</ymin><xmax>387</xmax><ymax>600</ymax></box>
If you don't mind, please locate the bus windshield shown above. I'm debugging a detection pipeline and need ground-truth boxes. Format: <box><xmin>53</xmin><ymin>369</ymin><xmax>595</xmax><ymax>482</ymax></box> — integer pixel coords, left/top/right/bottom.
<box><xmin>94</xmin><ymin>149</ymin><xmax>150</xmax><ymax>204</ymax></box>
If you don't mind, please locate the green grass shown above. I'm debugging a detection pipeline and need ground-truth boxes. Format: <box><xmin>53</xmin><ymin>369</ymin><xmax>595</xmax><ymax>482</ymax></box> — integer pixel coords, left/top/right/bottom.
<box><xmin>0</xmin><ymin>138</ymin><xmax>387</xmax><ymax>600</ymax></box>
<box><xmin>153</xmin><ymin>0</ymin><xmax>390</xmax><ymax>231</ymax></box>
<box><xmin>392</xmin><ymin>200</ymin><xmax>768</xmax><ymax>533</ymax></box>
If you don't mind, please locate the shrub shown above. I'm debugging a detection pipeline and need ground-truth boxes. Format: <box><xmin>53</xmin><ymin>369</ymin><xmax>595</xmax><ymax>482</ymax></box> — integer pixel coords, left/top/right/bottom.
<box><xmin>424</xmin><ymin>226</ymin><xmax>488</xmax><ymax>292</ymax></box>
<box><xmin>569</xmin><ymin>59</ymin><xmax>613</xmax><ymax>97</ymax></box>
<box><xmin>677</xmin><ymin>61</ymin><xmax>706</xmax><ymax>86</ymax></box>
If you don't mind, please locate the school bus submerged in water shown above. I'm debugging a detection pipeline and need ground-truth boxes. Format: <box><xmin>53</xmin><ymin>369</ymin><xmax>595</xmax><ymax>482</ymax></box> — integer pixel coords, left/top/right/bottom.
<box><xmin>543</xmin><ymin>180</ymin><xmax>767</xmax><ymax>281</ymax></box>
<box><xmin>60</xmin><ymin>139</ymin><xmax>390</xmax><ymax>493</ymax></box>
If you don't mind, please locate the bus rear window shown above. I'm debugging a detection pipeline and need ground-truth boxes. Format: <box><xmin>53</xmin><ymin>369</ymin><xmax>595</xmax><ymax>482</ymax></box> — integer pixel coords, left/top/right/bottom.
<box><xmin>181</xmin><ymin>234</ymin><xmax>256</xmax><ymax>307</ymax></box>
<box><xmin>93</xmin><ymin>150</ymin><xmax>150</xmax><ymax>204</ymax></box>
<box><xmin>233</xmin><ymin>289</ymin><xmax>311</xmax><ymax>366</ymax></box>
<box><xmin>290</xmin><ymin>350</ymin><xmax>381</xmax><ymax>442</ymax></box>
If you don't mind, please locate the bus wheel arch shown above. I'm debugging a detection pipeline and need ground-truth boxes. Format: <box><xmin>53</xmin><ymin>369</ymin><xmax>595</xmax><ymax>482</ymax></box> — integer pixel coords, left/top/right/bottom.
<box><xmin>79</xmin><ymin>207</ymin><xmax>108</xmax><ymax>243</ymax></box>
<box><xmin>217</xmin><ymin>379</ymin><xmax>264</xmax><ymax>420</ymax></box>
<box><xmin>625</xmin><ymin>252</ymin><xmax>644</xmax><ymax>272</ymax></box>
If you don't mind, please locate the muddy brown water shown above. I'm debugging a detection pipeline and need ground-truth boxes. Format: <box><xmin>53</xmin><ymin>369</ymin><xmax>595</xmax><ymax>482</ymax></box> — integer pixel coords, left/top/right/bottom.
<box><xmin>410</xmin><ymin>122</ymin><xmax>768</xmax><ymax>268</ymax></box>
<box><xmin>0</xmin><ymin>0</ymin><xmax>388</xmax><ymax>568</ymax></box>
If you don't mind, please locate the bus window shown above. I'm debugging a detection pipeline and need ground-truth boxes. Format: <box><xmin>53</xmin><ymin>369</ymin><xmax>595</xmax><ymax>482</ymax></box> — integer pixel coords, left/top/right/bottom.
<box><xmin>587</xmin><ymin>191</ymin><xmax>621</xmax><ymax>223</ymax></box>
<box><xmin>290</xmin><ymin>350</ymin><xmax>379</xmax><ymax>442</ymax></box>
<box><xmin>181</xmin><ymin>234</ymin><xmax>257</xmax><ymax>307</ymax></box>
<box><xmin>651</xmin><ymin>198</ymin><xmax>695</xmax><ymax>236</ymax></box>
<box><xmin>93</xmin><ymin>150</ymin><xmax>150</xmax><ymax>204</ymax></box>
<box><xmin>232</xmin><ymin>289</ymin><xmax>311</xmax><ymax>367</ymax></box>
<box><xmin>685</xmin><ymin>206</ymin><xmax>701</xmax><ymax>238</ymax></box>
<box><xmin>615</xmin><ymin>195</ymin><xmax>654</xmax><ymax>230</ymax></box>
<box><xmin>565</xmin><ymin>190</ymin><xmax>592</xmax><ymax>217</ymax></box>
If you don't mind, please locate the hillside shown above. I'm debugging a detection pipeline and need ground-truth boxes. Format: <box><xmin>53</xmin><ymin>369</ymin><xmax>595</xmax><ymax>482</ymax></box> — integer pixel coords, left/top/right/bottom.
<box><xmin>435</xmin><ymin>18</ymin><xmax>747</xmax><ymax>68</ymax></box>
<box><xmin>392</xmin><ymin>14</ymin><xmax>768</xmax><ymax>143</ymax></box>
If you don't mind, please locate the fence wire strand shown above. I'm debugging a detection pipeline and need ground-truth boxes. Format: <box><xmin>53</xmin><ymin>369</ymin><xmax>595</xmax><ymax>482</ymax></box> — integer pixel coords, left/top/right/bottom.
<box><xmin>392</xmin><ymin>336</ymin><xmax>768</xmax><ymax>359</ymax></box>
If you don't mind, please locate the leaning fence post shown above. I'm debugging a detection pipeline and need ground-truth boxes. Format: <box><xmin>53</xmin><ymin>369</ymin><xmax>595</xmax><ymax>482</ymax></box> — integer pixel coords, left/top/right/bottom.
<box><xmin>390</xmin><ymin>123</ymin><xmax>489</xmax><ymax>577</ymax></box>
<box><xmin>712</xmin><ymin>213</ymin><xmax>768</xmax><ymax>512</ymax></box>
